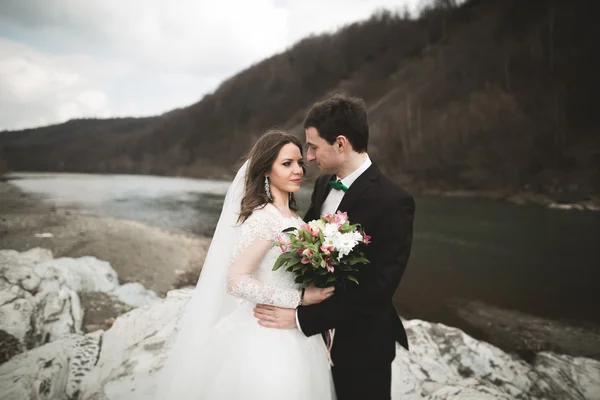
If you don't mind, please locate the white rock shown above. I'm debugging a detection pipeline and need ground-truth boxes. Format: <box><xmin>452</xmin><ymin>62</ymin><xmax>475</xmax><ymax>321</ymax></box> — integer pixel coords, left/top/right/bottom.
<box><xmin>531</xmin><ymin>352</ymin><xmax>600</xmax><ymax>400</ymax></box>
<box><xmin>0</xmin><ymin>248</ymin><xmax>54</xmax><ymax>267</ymax></box>
<box><xmin>1</xmin><ymin>249</ymin><xmax>160</xmax><ymax>355</ymax></box>
<box><xmin>34</xmin><ymin>233</ymin><xmax>54</xmax><ymax>238</ymax></box>
<box><xmin>0</xmin><ymin>251</ymin><xmax>111</xmax><ymax>350</ymax></box>
<box><xmin>32</xmin><ymin>285</ymin><xmax>83</xmax><ymax>345</ymax></box>
<box><xmin>0</xmin><ymin>278</ymin><xmax>35</xmax><ymax>348</ymax></box>
<box><xmin>111</xmin><ymin>282</ymin><xmax>160</xmax><ymax>308</ymax></box>
<box><xmin>33</xmin><ymin>256</ymin><xmax>119</xmax><ymax>293</ymax></box>
<box><xmin>0</xmin><ymin>248</ymin><xmax>50</xmax><ymax>292</ymax></box>
<box><xmin>77</xmin><ymin>293</ymin><xmax>190</xmax><ymax>400</ymax></box>
<box><xmin>75</xmin><ymin>291</ymin><xmax>599</xmax><ymax>400</ymax></box>
<box><xmin>0</xmin><ymin>332</ymin><xmax>102</xmax><ymax>400</ymax></box>
<box><xmin>548</xmin><ymin>203</ymin><xmax>585</xmax><ymax>211</ymax></box>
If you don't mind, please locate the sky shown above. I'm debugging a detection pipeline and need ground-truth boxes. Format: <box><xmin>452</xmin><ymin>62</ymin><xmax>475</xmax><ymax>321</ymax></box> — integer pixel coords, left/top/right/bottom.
<box><xmin>0</xmin><ymin>0</ymin><xmax>423</xmax><ymax>131</ymax></box>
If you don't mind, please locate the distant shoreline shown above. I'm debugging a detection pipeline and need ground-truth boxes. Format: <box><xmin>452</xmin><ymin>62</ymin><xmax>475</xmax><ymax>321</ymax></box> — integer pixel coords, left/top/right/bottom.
<box><xmin>4</xmin><ymin>171</ymin><xmax>599</xmax><ymax>212</ymax></box>
<box><xmin>417</xmin><ymin>187</ymin><xmax>600</xmax><ymax>212</ymax></box>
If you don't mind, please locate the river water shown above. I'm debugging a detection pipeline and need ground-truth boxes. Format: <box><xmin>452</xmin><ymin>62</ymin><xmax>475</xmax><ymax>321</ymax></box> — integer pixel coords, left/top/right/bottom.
<box><xmin>6</xmin><ymin>172</ymin><xmax>600</xmax><ymax>328</ymax></box>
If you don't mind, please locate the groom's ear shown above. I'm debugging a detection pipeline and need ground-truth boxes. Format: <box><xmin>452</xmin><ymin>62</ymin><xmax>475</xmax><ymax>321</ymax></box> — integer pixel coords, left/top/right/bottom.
<box><xmin>336</xmin><ymin>135</ymin><xmax>349</xmax><ymax>152</ymax></box>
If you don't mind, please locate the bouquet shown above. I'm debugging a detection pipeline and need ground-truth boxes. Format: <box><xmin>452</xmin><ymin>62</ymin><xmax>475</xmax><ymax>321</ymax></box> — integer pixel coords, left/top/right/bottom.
<box><xmin>273</xmin><ymin>211</ymin><xmax>371</xmax><ymax>288</ymax></box>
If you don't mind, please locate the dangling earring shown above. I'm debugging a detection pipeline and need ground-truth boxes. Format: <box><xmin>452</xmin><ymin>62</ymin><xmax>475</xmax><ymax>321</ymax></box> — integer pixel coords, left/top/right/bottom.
<box><xmin>264</xmin><ymin>176</ymin><xmax>273</xmax><ymax>201</ymax></box>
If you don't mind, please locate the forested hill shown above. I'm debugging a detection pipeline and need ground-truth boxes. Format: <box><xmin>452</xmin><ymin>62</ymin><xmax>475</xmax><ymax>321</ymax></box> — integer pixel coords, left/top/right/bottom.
<box><xmin>1</xmin><ymin>0</ymin><xmax>598</xmax><ymax>200</ymax></box>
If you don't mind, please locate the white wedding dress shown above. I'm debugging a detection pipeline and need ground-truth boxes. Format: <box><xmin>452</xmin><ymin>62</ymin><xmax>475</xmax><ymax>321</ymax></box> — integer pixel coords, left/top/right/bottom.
<box><xmin>194</xmin><ymin>204</ymin><xmax>334</xmax><ymax>399</ymax></box>
<box><xmin>155</xmin><ymin>161</ymin><xmax>335</xmax><ymax>400</ymax></box>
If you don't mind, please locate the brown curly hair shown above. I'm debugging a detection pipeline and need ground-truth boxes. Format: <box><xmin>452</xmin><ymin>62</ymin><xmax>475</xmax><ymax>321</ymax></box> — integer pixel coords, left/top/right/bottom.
<box><xmin>238</xmin><ymin>130</ymin><xmax>305</xmax><ymax>223</ymax></box>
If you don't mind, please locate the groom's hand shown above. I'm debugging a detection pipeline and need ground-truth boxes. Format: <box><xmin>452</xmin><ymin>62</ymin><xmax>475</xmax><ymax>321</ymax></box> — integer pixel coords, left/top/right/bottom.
<box><xmin>254</xmin><ymin>304</ymin><xmax>296</xmax><ymax>329</ymax></box>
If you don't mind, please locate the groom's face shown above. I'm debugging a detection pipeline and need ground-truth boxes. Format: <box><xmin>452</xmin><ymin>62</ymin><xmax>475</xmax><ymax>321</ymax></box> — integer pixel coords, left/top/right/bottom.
<box><xmin>305</xmin><ymin>127</ymin><xmax>342</xmax><ymax>174</ymax></box>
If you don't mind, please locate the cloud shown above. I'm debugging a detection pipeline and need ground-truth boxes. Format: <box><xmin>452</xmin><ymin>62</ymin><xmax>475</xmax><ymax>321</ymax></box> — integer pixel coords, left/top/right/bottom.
<box><xmin>0</xmin><ymin>0</ymin><xmax>420</xmax><ymax>130</ymax></box>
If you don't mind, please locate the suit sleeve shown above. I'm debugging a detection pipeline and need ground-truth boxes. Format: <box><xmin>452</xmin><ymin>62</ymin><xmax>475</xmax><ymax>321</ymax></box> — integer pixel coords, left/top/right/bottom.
<box><xmin>297</xmin><ymin>193</ymin><xmax>415</xmax><ymax>336</ymax></box>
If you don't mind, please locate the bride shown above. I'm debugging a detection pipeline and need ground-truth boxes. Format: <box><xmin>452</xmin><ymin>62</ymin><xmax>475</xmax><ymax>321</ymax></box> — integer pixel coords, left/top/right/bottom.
<box><xmin>154</xmin><ymin>130</ymin><xmax>336</xmax><ymax>399</ymax></box>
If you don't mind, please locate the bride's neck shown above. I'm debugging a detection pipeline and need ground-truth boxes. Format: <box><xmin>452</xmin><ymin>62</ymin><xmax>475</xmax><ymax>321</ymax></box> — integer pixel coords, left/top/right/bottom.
<box><xmin>271</xmin><ymin>190</ymin><xmax>291</xmax><ymax>214</ymax></box>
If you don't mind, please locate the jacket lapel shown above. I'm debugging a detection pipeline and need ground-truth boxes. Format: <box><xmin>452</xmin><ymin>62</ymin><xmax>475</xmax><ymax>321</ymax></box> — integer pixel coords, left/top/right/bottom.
<box><xmin>336</xmin><ymin>163</ymin><xmax>379</xmax><ymax>213</ymax></box>
<box><xmin>314</xmin><ymin>174</ymin><xmax>334</xmax><ymax>216</ymax></box>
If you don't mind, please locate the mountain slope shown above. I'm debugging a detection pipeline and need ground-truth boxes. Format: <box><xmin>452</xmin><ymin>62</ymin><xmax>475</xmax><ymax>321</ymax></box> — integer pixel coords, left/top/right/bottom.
<box><xmin>1</xmin><ymin>0</ymin><xmax>598</xmax><ymax>198</ymax></box>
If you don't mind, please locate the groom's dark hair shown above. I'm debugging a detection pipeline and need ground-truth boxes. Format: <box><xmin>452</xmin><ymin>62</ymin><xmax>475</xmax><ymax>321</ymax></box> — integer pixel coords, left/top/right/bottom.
<box><xmin>303</xmin><ymin>94</ymin><xmax>369</xmax><ymax>152</ymax></box>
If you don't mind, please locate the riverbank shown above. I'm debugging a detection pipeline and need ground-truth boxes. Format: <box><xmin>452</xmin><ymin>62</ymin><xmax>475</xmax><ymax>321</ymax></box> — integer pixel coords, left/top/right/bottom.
<box><xmin>416</xmin><ymin>187</ymin><xmax>600</xmax><ymax>212</ymax></box>
<box><xmin>2</xmin><ymin>180</ymin><xmax>599</xmax><ymax>363</ymax></box>
<box><xmin>0</xmin><ymin>181</ymin><xmax>210</xmax><ymax>296</ymax></box>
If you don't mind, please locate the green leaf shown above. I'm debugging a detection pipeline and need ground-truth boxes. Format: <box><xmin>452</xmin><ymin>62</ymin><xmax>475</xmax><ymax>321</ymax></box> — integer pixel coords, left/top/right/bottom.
<box><xmin>272</xmin><ymin>256</ymin><xmax>287</xmax><ymax>271</ymax></box>
<box><xmin>289</xmin><ymin>235</ymin><xmax>302</xmax><ymax>247</ymax></box>
<box><xmin>347</xmin><ymin>275</ymin><xmax>359</xmax><ymax>285</ymax></box>
<box><xmin>304</xmin><ymin>243</ymin><xmax>318</xmax><ymax>252</ymax></box>
<box><xmin>346</xmin><ymin>255</ymin><xmax>370</xmax><ymax>266</ymax></box>
<box><xmin>292</xmin><ymin>264</ymin><xmax>304</xmax><ymax>272</ymax></box>
<box><xmin>273</xmin><ymin>252</ymin><xmax>301</xmax><ymax>271</ymax></box>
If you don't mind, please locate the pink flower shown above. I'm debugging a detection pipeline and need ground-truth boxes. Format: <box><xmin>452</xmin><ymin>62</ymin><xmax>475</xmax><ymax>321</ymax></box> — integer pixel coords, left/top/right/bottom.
<box><xmin>302</xmin><ymin>248</ymin><xmax>315</xmax><ymax>258</ymax></box>
<box><xmin>325</xmin><ymin>256</ymin><xmax>335</xmax><ymax>273</ymax></box>
<box><xmin>296</xmin><ymin>248</ymin><xmax>305</xmax><ymax>256</ymax></box>
<box><xmin>277</xmin><ymin>237</ymin><xmax>291</xmax><ymax>252</ymax></box>
<box><xmin>301</xmin><ymin>248</ymin><xmax>315</xmax><ymax>265</ymax></box>
<box><xmin>363</xmin><ymin>233</ymin><xmax>371</xmax><ymax>245</ymax></box>
<box><xmin>320</xmin><ymin>243</ymin><xmax>334</xmax><ymax>255</ymax></box>
<box><xmin>334</xmin><ymin>211</ymin><xmax>348</xmax><ymax>224</ymax></box>
<box><xmin>300</xmin><ymin>223</ymin><xmax>311</xmax><ymax>231</ymax></box>
<box><xmin>323</xmin><ymin>213</ymin><xmax>334</xmax><ymax>223</ymax></box>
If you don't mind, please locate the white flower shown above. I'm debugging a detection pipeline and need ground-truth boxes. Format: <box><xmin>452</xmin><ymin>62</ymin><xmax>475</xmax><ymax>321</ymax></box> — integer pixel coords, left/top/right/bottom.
<box><xmin>350</xmin><ymin>231</ymin><xmax>363</xmax><ymax>243</ymax></box>
<box><xmin>334</xmin><ymin>233</ymin><xmax>359</xmax><ymax>260</ymax></box>
<box><xmin>322</xmin><ymin>235</ymin><xmax>337</xmax><ymax>248</ymax></box>
<box><xmin>323</xmin><ymin>223</ymin><xmax>341</xmax><ymax>238</ymax></box>
<box><xmin>309</xmin><ymin>220</ymin><xmax>326</xmax><ymax>233</ymax></box>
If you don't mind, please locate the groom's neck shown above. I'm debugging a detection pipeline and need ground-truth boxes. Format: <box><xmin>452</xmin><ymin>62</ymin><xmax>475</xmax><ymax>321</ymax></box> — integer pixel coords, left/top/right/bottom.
<box><xmin>336</xmin><ymin>152</ymin><xmax>368</xmax><ymax>180</ymax></box>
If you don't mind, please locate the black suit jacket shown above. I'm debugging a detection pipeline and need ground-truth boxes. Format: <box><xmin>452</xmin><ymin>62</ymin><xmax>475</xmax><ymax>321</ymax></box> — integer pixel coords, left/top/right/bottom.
<box><xmin>298</xmin><ymin>162</ymin><xmax>415</xmax><ymax>367</ymax></box>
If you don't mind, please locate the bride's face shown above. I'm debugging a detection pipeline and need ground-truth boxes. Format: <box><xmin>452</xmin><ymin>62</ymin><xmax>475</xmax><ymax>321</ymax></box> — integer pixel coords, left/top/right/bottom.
<box><xmin>267</xmin><ymin>143</ymin><xmax>304</xmax><ymax>196</ymax></box>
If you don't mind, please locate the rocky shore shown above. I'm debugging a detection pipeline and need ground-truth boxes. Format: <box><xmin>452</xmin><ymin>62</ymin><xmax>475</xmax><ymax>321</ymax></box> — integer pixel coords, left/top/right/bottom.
<box><xmin>0</xmin><ymin>247</ymin><xmax>599</xmax><ymax>399</ymax></box>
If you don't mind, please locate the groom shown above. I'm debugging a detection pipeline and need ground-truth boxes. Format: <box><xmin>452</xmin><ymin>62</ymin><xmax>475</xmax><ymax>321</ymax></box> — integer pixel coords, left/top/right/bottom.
<box><xmin>255</xmin><ymin>94</ymin><xmax>415</xmax><ymax>399</ymax></box>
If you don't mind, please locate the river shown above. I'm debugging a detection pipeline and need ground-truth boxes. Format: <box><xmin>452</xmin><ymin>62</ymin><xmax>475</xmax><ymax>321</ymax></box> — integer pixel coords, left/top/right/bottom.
<box><xmin>6</xmin><ymin>172</ymin><xmax>600</xmax><ymax>330</ymax></box>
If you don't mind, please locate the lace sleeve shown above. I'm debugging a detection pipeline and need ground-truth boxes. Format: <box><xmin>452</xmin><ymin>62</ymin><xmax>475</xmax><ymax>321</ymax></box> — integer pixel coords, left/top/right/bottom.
<box><xmin>226</xmin><ymin>206</ymin><xmax>301</xmax><ymax>308</ymax></box>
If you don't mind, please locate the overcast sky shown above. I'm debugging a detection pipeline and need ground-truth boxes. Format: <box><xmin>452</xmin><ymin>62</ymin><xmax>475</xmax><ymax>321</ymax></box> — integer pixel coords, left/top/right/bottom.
<box><xmin>0</xmin><ymin>0</ymin><xmax>423</xmax><ymax>131</ymax></box>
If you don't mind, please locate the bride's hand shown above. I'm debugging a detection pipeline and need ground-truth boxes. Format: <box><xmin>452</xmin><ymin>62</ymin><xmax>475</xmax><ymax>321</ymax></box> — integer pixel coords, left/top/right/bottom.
<box><xmin>301</xmin><ymin>286</ymin><xmax>335</xmax><ymax>306</ymax></box>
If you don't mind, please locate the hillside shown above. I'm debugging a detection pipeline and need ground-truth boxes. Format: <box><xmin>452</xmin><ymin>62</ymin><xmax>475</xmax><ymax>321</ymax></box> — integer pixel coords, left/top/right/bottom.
<box><xmin>1</xmin><ymin>0</ymin><xmax>598</xmax><ymax>201</ymax></box>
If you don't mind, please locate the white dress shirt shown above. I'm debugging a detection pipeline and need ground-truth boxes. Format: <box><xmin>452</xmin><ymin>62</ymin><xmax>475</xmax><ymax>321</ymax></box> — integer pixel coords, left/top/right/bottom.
<box><xmin>320</xmin><ymin>155</ymin><xmax>372</xmax><ymax>216</ymax></box>
<box><xmin>296</xmin><ymin>155</ymin><xmax>372</xmax><ymax>332</ymax></box>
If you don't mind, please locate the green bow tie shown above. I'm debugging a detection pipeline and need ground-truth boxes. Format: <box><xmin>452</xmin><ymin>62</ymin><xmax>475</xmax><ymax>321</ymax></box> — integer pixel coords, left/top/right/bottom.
<box><xmin>328</xmin><ymin>179</ymin><xmax>349</xmax><ymax>192</ymax></box>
